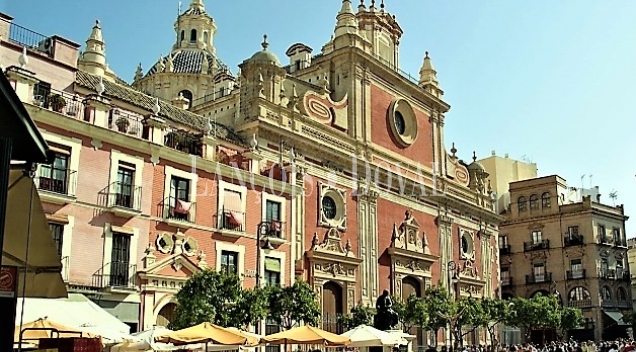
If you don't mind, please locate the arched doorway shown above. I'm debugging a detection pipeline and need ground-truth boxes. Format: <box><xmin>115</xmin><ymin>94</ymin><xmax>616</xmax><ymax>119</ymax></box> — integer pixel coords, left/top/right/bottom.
<box><xmin>156</xmin><ymin>303</ymin><xmax>177</xmax><ymax>328</ymax></box>
<box><xmin>322</xmin><ymin>281</ymin><xmax>343</xmax><ymax>334</ymax></box>
<box><xmin>402</xmin><ymin>276</ymin><xmax>425</xmax><ymax>348</ymax></box>
<box><xmin>179</xmin><ymin>90</ymin><xmax>193</xmax><ymax>109</ymax></box>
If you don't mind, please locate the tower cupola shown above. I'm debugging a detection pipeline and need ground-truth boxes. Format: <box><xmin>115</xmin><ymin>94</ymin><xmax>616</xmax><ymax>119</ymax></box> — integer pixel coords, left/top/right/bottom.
<box><xmin>79</xmin><ymin>20</ymin><xmax>107</xmax><ymax>77</ymax></box>
<box><xmin>174</xmin><ymin>0</ymin><xmax>217</xmax><ymax>53</ymax></box>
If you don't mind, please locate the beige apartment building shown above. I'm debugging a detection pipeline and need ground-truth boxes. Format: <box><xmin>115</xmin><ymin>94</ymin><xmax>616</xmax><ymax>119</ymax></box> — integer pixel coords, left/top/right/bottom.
<box><xmin>627</xmin><ymin>239</ymin><xmax>636</xmax><ymax>308</ymax></box>
<box><xmin>499</xmin><ymin>175</ymin><xmax>631</xmax><ymax>342</ymax></box>
<box><xmin>478</xmin><ymin>152</ymin><xmax>538</xmax><ymax>214</ymax></box>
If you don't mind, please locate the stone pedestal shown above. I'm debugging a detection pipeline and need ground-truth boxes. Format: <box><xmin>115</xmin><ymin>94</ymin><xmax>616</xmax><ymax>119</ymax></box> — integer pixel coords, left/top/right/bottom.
<box><xmin>243</xmin><ymin>150</ymin><xmax>263</xmax><ymax>173</ymax></box>
<box><xmin>84</xmin><ymin>94</ymin><xmax>111</xmax><ymax>126</ymax></box>
<box><xmin>202</xmin><ymin>135</ymin><xmax>219</xmax><ymax>161</ymax></box>
<box><xmin>144</xmin><ymin>115</ymin><xmax>167</xmax><ymax>144</ymax></box>
<box><xmin>5</xmin><ymin>66</ymin><xmax>38</xmax><ymax>103</ymax></box>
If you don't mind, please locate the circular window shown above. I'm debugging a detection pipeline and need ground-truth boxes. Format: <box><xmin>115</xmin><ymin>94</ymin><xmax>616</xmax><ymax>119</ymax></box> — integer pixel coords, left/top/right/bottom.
<box><xmin>387</xmin><ymin>99</ymin><xmax>418</xmax><ymax>148</ymax></box>
<box><xmin>322</xmin><ymin>196</ymin><xmax>337</xmax><ymax>220</ymax></box>
<box><xmin>460</xmin><ymin>231</ymin><xmax>474</xmax><ymax>257</ymax></box>
<box><xmin>461</xmin><ymin>236</ymin><xmax>469</xmax><ymax>254</ymax></box>
<box><xmin>184</xmin><ymin>242</ymin><xmax>191</xmax><ymax>252</ymax></box>
<box><xmin>394</xmin><ymin>111</ymin><xmax>406</xmax><ymax>135</ymax></box>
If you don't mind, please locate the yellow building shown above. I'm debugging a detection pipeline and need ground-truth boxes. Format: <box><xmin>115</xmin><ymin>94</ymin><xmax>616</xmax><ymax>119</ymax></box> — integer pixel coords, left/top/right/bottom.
<box><xmin>499</xmin><ymin>175</ymin><xmax>630</xmax><ymax>342</ymax></box>
<box><xmin>478</xmin><ymin>152</ymin><xmax>537</xmax><ymax>214</ymax></box>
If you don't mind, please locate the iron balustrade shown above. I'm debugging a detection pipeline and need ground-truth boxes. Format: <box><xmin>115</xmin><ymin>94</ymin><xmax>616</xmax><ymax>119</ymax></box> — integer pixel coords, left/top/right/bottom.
<box><xmin>92</xmin><ymin>262</ymin><xmax>137</xmax><ymax>289</ymax></box>
<box><xmin>163</xmin><ymin>197</ymin><xmax>196</xmax><ymax>222</ymax></box>
<box><xmin>523</xmin><ymin>239</ymin><xmax>550</xmax><ymax>252</ymax></box>
<box><xmin>34</xmin><ymin>167</ymin><xmax>77</xmax><ymax>196</ymax></box>
<box><xmin>566</xmin><ymin>269</ymin><xmax>587</xmax><ymax>280</ymax></box>
<box><xmin>603</xmin><ymin>269</ymin><xmax>616</xmax><ymax>280</ymax></box>
<box><xmin>32</xmin><ymin>87</ymin><xmax>86</xmax><ymax>120</ymax></box>
<box><xmin>568</xmin><ymin>299</ymin><xmax>592</xmax><ymax>308</ymax></box>
<box><xmin>164</xmin><ymin>130</ymin><xmax>203</xmax><ymax>156</ymax></box>
<box><xmin>109</xmin><ymin>109</ymin><xmax>144</xmax><ymax>139</ymax></box>
<box><xmin>525</xmin><ymin>272</ymin><xmax>552</xmax><ymax>284</ymax></box>
<box><xmin>4</xmin><ymin>18</ymin><xmax>51</xmax><ymax>56</ymax></box>
<box><xmin>499</xmin><ymin>245</ymin><xmax>511</xmax><ymax>255</ymax></box>
<box><xmin>108</xmin><ymin>181</ymin><xmax>142</xmax><ymax>210</ymax></box>
<box><xmin>618</xmin><ymin>300</ymin><xmax>631</xmax><ymax>308</ymax></box>
<box><xmin>564</xmin><ymin>235</ymin><xmax>584</xmax><ymax>247</ymax></box>
<box><xmin>264</xmin><ymin>219</ymin><xmax>285</xmax><ymax>238</ymax></box>
<box><xmin>501</xmin><ymin>277</ymin><xmax>513</xmax><ymax>286</ymax></box>
<box><xmin>220</xmin><ymin>209</ymin><xmax>245</xmax><ymax>232</ymax></box>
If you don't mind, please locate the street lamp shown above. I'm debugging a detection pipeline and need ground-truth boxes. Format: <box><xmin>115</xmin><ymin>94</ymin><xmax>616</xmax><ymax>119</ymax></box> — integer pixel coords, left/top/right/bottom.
<box><xmin>256</xmin><ymin>221</ymin><xmax>274</xmax><ymax>287</ymax></box>
<box><xmin>447</xmin><ymin>261</ymin><xmax>459</xmax><ymax>351</ymax></box>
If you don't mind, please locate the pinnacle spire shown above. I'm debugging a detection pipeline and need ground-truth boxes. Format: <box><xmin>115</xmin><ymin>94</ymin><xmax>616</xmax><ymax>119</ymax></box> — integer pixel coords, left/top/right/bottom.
<box><xmin>418</xmin><ymin>51</ymin><xmax>439</xmax><ymax>88</ymax></box>
<box><xmin>190</xmin><ymin>0</ymin><xmax>204</xmax><ymax>11</ymax></box>
<box><xmin>88</xmin><ymin>20</ymin><xmax>103</xmax><ymax>43</ymax></box>
<box><xmin>334</xmin><ymin>0</ymin><xmax>358</xmax><ymax>37</ymax></box>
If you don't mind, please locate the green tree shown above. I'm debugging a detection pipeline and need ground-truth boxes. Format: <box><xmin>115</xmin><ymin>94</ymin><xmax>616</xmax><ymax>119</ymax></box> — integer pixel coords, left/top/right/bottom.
<box><xmin>171</xmin><ymin>269</ymin><xmax>268</xmax><ymax>330</ymax></box>
<box><xmin>422</xmin><ymin>286</ymin><xmax>452</xmax><ymax>333</ymax></box>
<box><xmin>479</xmin><ymin>298</ymin><xmax>511</xmax><ymax>352</ymax></box>
<box><xmin>450</xmin><ymin>297</ymin><xmax>487</xmax><ymax>347</ymax></box>
<box><xmin>507</xmin><ymin>295</ymin><xmax>561</xmax><ymax>343</ymax></box>
<box><xmin>266</xmin><ymin>280</ymin><xmax>321</xmax><ymax>329</ymax></box>
<box><xmin>559</xmin><ymin>307</ymin><xmax>583</xmax><ymax>338</ymax></box>
<box><xmin>338</xmin><ymin>304</ymin><xmax>374</xmax><ymax>330</ymax></box>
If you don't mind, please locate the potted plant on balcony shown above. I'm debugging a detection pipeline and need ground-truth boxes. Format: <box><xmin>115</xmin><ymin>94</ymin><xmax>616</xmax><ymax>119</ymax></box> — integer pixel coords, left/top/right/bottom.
<box><xmin>48</xmin><ymin>94</ymin><xmax>66</xmax><ymax>113</ymax></box>
<box><xmin>164</xmin><ymin>131</ymin><xmax>183</xmax><ymax>148</ymax></box>
<box><xmin>115</xmin><ymin>117</ymin><xmax>130</xmax><ymax>132</ymax></box>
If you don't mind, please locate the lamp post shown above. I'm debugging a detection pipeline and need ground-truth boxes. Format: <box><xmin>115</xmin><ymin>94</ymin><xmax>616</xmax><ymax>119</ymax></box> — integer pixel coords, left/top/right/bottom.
<box><xmin>256</xmin><ymin>221</ymin><xmax>274</xmax><ymax>287</ymax></box>
<box><xmin>447</xmin><ymin>261</ymin><xmax>459</xmax><ymax>351</ymax></box>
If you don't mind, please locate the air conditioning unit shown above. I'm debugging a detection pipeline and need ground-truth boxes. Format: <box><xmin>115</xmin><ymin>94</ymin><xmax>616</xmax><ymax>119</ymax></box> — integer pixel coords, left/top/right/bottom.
<box><xmin>37</xmin><ymin>37</ymin><xmax>54</xmax><ymax>56</ymax></box>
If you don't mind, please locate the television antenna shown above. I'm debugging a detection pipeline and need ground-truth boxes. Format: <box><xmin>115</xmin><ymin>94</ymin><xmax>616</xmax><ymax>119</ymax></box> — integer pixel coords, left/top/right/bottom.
<box><xmin>609</xmin><ymin>190</ymin><xmax>618</xmax><ymax>206</ymax></box>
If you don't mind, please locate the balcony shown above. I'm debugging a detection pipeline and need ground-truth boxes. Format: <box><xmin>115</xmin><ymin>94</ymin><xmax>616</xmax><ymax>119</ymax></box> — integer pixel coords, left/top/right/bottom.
<box><xmin>263</xmin><ymin>219</ymin><xmax>286</xmax><ymax>245</ymax></box>
<box><xmin>600</xmin><ymin>236</ymin><xmax>613</xmax><ymax>245</ymax></box>
<box><xmin>564</xmin><ymin>235</ymin><xmax>584</xmax><ymax>247</ymax></box>
<box><xmin>32</xmin><ymin>87</ymin><xmax>86</xmax><ymax>121</ymax></box>
<box><xmin>5</xmin><ymin>19</ymin><xmax>52</xmax><ymax>57</ymax></box>
<box><xmin>162</xmin><ymin>197</ymin><xmax>196</xmax><ymax>229</ymax></box>
<box><xmin>164</xmin><ymin>130</ymin><xmax>203</xmax><ymax>157</ymax></box>
<box><xmin>568</xmin><ymin>299</ymin><xmax>592</xmax><ymax>308</ymax></box>
<box><xmin>219</xmin><ymin>210</ymin><xmax>245</xmax><ymax>234</ymax></box>
<box><xmin>618</xmin><ymin>300</ymin><xmax>631</xmax><ymax>308</ymax></box>
<box><xmin>603</xmin><ymin>269</ymin><xmax>616</xmax><ymax>280</ymax></box>
<box><xmin>106</xmin><ymin>182</ymin><xmax>142</xmax><ymax>218</ymax></box>
<box><xmin>567</xmin><ymin>269</ymin><xmax>587</xmax><ymax>280</ymax></box>
<box><xmin>92</xmin><ymin>262</ymin><xmax>137</xmax><ymax>291</ymax></box>
<box><xmin>499</xmin><ymin>245</ymin><xmax>511</xmax><ymax>255</ymax></box>
<box><xmin>34</xmin><ymin>167</ymin><xmax>77</xmax><ymax>204</ymax></box>
<box><xmin>501</xmin><ymin>276</ymin><xmax>513</xmax><ymax>287</ymax></box>
<box><xmin>526</xmin><ymin>273</ymin><xmax>552</xmax><ymax>284</ymax></box>
<box><xmin>108</xmin><ymin>109</ymin><xmax>144</xmax><ymax>139</ymax></box>
<box><xmin>523</xmin><ymin>239</ymin><xmax>550</xmax><ymax>252</ymax></box>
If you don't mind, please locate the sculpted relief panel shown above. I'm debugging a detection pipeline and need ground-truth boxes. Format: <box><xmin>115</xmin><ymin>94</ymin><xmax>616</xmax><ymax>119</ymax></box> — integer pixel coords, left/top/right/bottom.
<box><xmin>300</xmin><ymin>91</ymin><xmax>348</xmax><ymax>131</ymax></box>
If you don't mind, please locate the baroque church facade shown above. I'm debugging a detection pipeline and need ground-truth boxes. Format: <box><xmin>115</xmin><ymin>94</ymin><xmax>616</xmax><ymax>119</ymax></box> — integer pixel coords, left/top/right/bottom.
<box><xmin>0</xmin><ymin>0</ymin><xmax>501</xmax><ymax>346</ymax></box>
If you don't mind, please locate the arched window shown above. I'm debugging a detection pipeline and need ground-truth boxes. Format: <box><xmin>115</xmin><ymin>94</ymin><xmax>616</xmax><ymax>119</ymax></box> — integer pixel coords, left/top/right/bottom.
<box><xmin>617</xmin><ymin>287</ymin><xmax>628</xmax><ymax>302</ymax></box>
<box><xmin>529</xmin><ymin>194</ymin><xmax>539</xmax><ymax>210</ymax></box>
<box><xmin>542</xmin><ymin>192</ymin><xmax>551</xmax><ymax>208</ymax></box>
<box><xmin>179</xmin><ymin>89</ymin><xmax>193</xmax><ymax>109</ymax></box>
<box><xmin>517</xmin><ymin>196</ymin><xmax>527</xmax><ymax>212</ymax></box>
<box><xmin>190</xmin><ymin>29</ymin><xmax>197</xmax><ymax>43</ymax></box>
<box><xmin>322</xmin><ymin>281</ymin><xmax>343</xmax><ymax>334</ymax></box>
<box><xmin>568</xmin><ymin>286</ymin><xmax>591</xmax><ymax>301</ymax></box>
<box><xmin>602</xmin><ymin>286</ymin><xmax>612</xmax><ymax>300</ymax></box>
<box><xmin>180</xmin><ymin>30</ymin><xmax>184</xmax><ymax>41</ymax></box>
<box><xmin>156</xmin><ymin>303</ymin><xmax>177</xmax><ymax>327</ymax></box>
<box><xmin>203</xmin><ymin>31</ymin><xmax>209</xmax><ymax>44</ymax></box>
<box><xmin>402</xmin><ymin>276</ymin><xmax>422</xmax><ymax>300</ymax></box>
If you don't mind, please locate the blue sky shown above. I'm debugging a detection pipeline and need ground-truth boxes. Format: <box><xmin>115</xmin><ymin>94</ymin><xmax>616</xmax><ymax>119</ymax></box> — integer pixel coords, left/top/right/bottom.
<box><xmin>3</xmin><ymin>0</ymin><xmax>636</xmax><ymax>231</ymax></box>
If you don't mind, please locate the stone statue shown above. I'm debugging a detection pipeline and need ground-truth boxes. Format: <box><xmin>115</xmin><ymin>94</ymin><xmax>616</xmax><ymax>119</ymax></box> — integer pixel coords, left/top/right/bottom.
<box><xmin>373</xmin><ymin>289</ymin><xmax>399</xmax><ymax>331</ymax></box>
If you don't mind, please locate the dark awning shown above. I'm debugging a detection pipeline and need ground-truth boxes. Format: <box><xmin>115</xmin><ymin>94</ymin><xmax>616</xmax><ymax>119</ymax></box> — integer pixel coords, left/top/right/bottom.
<box><xmin>0</xmin><ymin>69</ymin><xmax>50</xmax><ymax>164</ymax></box>
<box><xmin>603</xmin><ymin>311</ymin><xmax>629</xmax><ymax>326</ymax></box>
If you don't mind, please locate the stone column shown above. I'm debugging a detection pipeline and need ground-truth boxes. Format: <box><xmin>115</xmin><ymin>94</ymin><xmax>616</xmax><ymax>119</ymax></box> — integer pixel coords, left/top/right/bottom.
<box><xmin>5</xmin><ymin>66</ymin><xmax>38</xmax><ymax>103</ymax></box>
<box><xmin>84</xmin><ymin>94</ymin><xmax>111</xmax><ymax>127</ymax></box>
<box><xmin>144</xmin><ymin>115</ymin><xmax>167</xmax><ymax>145</ymax></box>
<box><xmin>357</xmin><ymin>180</ymin><xmax>379</xmax><ymax>306</ymax></box>
<box><xmin>243</xmin><ymin>150</ymin><xmax>263</xmax><ymax>173</ymax></box>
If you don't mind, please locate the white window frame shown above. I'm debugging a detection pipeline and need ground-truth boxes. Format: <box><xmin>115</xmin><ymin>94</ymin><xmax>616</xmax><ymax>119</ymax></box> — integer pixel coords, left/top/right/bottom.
<box><xmin>102</xmin><ymin>223</ymin><xmax>139</xmax><ymax>279</ymax></box>
<box><xmin>218</xmin><ymin>180</ymin><xmax>247</xmax><ymax>228</ymax></box>
<box><xmin>108</xmin><ymin>149</ymin><xmax>145</xmax><ymax>208</ymax></box>
<box><xmin>260</xmin><ymin>250</ymin><xmax>286</xmax><ymax>288</ymax></box>
<box><xmin>215</xmin><ymin>242</ymin><xmax>246</xmax><ymax>279</ymax></box>
<box><xmin>39</xmin><ymin>131</ymin><xmax>82</xmax><ymax>183</ymax></box>
<box><xmin>163</xmin><ymin>165</ymin><xmax>199</xmax><ymax>220</ymax></box>
<box><xmin>262</xmin><ymin>192</ymin><xmax>287</xmax><ymax>239</ymax></box>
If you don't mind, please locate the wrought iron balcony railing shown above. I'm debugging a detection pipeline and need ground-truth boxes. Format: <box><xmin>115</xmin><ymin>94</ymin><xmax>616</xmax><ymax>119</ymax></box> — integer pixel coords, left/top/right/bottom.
<box><xmin>523</xmin><ymin>239</ymin><xmax>550</xmax><ymax>252</ymax></box>
<box><xmin>564</xmin><ymin>235</ymin><xmax>584</xmax><ymax>247</ymax></box>
<box><xmin>163</xmin><ymin>197</ymin><xmax>196</xmax><ymax>222</ymax></box>
<box><xmin>220</xmin><ymin>210</ymin><xmax>245</xmax><ymax>232</ymax></box>
<box><xmin>501</xmin><ymin>277</ymin><xmax>513</xmax><ymax>287</ymax></box>
<box><xmin>566</xmin><ymin>269</ymin><xmax>586</xmax><ymax>280</ymax></box>
<box><xmin>4</xmin><ymin>18</ymin><xmax>52</xmax><ymax>56</ymax></box>
<box><xmin>32</xmin><ymin>87</ymin><xmax>86</xmax><ymax>120</ymax></box>
<box><xmin>34</xmin><ymin>167</ymin><xmax>77</xmax><ymax>197</ymax></box>
<box><xmin>526</xmin><ymin>272</ymin><xmax>552</xmax><ymax>284</ymax></box>
<box><xmin>108</xmin><ymin>182</ymin><xmax>142</xmax><ymax>211</ymax></box>
<box><xmin>568</xmin><ymin>299</ymin><xmax>592</xmax><ymax>308</ymax></box>
<box><xmin>499</xmin><ymin>245</ymin><xmax>512</xmax><ymax>255</ymax></box>
<box><xmin>92</xmin><ymin>262</ymin><xmax>137</xmax><ymax>289</ymax></box>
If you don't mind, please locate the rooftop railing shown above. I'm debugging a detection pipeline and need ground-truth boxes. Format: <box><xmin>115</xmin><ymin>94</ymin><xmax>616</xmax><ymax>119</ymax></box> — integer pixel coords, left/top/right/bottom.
<box><xmin>109</xmin><ymin>109</ymin><xmax>144</xmax><ymax>139</ymax></box>
<box><xmin>32</xmin><ymin>87</ymin><xmax>86</xmax><ymax>121</ymax></box>
<box><xmin>3</xmin><ymin>18</ymin><xmax>52</xmax><ymax>56</ymax></box>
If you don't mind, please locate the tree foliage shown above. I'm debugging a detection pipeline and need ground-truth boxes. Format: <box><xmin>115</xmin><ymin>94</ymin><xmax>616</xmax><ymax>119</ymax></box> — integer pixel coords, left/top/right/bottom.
<box><xmin>170</xmin><ymin>269</ymin><xmax>268</xmax><ymax>330</ymax></box>
<box><xmin>559</xmin><ymin>307</ymin><xmax>584</xmax><ymax>331</ymax></box>
<box><xmin>338</xmin><ymin>304</ymin><xmax>374</xmax><ymax>330</ymax></box>
<box><xmin>507</xmin><ymin>295</ymin><xmax>561</xmax><ymax>332</ymax></box>
<box><xmin>266</xmin><ymin>280</ymin><xmax>321</xmax><ymax>329</ymax></box>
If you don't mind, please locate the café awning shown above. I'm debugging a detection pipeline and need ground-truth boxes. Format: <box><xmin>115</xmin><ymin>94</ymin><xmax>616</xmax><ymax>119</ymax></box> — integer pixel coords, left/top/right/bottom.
<box><xmin>2</xmin><ymin>170</ymin><xmax>67</xmax><ymax>298</ymax></box>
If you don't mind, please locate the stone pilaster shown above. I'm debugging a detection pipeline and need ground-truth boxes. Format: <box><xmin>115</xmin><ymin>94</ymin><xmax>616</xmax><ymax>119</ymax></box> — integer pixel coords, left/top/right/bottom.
<box><xmin>437</xmin><ymin>213</ymin><xmax>454</xmax><ymax>288</ymax></box>
<box><xmin>242</xmin><ymin>150</ymin><xmax>263</xmax><ymax>173</ymax></box>
<box><xmin>84</xmin><ymin>94</ymin><xmax>111</xmax><ymax>127</ymax></box>
<box><xmin>5</xmin><ymin>66</ymin><xmax>38</xmax><ymax>103</ymax></box>
<box><xmin>356</xmin><ymin>179</ymin><xmax>379</xmax><ymax>306</ymax></box>
<box><xmin>202</xmin><ymin>135</ymin><xmax>218</xmax><ymax>161</ymax></box>
<box><xmin>144</xmin><ymin>115</ymin><xmax>167</xmax><ymax>145</ymax></box>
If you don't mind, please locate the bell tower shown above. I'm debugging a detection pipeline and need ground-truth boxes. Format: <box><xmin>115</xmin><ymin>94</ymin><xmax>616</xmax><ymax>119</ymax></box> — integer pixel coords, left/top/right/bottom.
<box><xmin>173</xmin><ymin>0</ymin><xmax>217</xmax><ymax>54</ymax></box>
<box><xmin>356</xmin><ymin>0</ymin><xmax>403</xmax><ymax>68</ymax></box>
